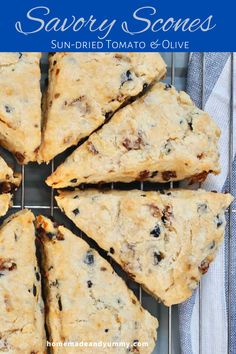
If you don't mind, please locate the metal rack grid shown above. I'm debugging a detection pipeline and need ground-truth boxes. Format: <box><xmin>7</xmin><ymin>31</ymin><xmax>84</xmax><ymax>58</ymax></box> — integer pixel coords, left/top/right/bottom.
<box><xmin>1</xmin><ymin>52</ymin><xmax>234</xmax><ymax>354</ymax></box>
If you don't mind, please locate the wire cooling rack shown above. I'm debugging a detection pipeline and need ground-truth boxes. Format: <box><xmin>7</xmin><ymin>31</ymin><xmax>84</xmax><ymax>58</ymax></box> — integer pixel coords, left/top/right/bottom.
<box><xmin>0</xmin><ymin>52</ymin><xmax>234</xmax><ymax>354</ymax></box>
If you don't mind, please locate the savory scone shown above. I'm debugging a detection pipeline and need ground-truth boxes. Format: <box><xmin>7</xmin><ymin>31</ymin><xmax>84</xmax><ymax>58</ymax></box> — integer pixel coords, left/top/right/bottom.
<box><xmin>36</xmin><ymin>215</ymin><xmax>158</xmax><ymax>354</ymax></box>
<box><xmin>0</xmin><ymin>210</ymin><xmax>46</xmax><ymax>353</ymax></box>
<box><xmin>47</xmin><ymin>82</ymin><xmax>221</xmax><ymax>188</ymax></box>
<box><xmin>0</xmin><ymin>155</ymin><xmax>21</xmax><ymax>216</ymax></box>
<box><xmin>38</xmin><ymin>52</ymin><xmax>166</xmax><ymax>162</ymax></box>
<box><xmin>56</xmin><ymin>189</ymin><xmax>233</xmax><ymax>306</ymax></box>
<box><xmin>0</xmin><ymin>53</ymin><xmax>42</xmax><ymax>164</ymax></box>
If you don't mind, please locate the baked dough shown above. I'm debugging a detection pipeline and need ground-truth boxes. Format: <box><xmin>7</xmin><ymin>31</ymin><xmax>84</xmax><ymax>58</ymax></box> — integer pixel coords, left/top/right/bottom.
<box><xmin>39</xmin><ymin>53</ymin><xmax>166</xmax><ymax>162</ymax></box>
<box><xmin>0</xmin><ymin>53</ymin><xmax>42</xmax><ymax>164</ymax></box>
<box><xmin>0</xmin><ymin>210</ymin><xmax>46</xmax><ymax>353</ymax></box>
<box><xmin>0</xmin><ymin>194</ymin><xmax>13</xmax><ymax>217</ymax></box>
<box><xmin>47</xmin><ymin>82</ymin><xmax>221</xmax><ymax>188</ymax></box>
<box><xmin>56</xmin><ymin>189</ymin><xmax>233</xmax><ymax>306</ymax></box>
<box><xmin>0</xmin><ymin>155</ymin><xmax>21</xmax><ymax>216</ymax></box>
<box><xmin>36</xmin><ymin>215</ymin><xmax>158</xmax><ymax>354</ymax></box>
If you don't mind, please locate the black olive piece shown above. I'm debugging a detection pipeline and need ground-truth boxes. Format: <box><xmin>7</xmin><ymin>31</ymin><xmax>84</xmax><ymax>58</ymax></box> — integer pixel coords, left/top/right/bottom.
<box><xmin>161</xmin><ymin>215</ymin><xmax>167</xmax><ymax>224</ymax></box>
<box><xmin>105</xmin><ymin>329</ymin><xmax>109</xmax><ymax>333</ymax></box>
<box><xmin>87</xmin><ymin>280</ymin><xmax>93</xmax><ymax>288</ymax></box>
<box><xmin>18</xmin><ymin>53</ymin><xmax>23</xmax><ymax>59</ymax></box>
<box><xmin>121</xmin><ymin>70</ymin><xmax>133</xmax><ymax>86</ymax></box>
<box><xmin>110</xmin><ymin>247</ymin><xmax>115</xmax><ymax>254</ymax></box>
<box><xmin>197</xmin><ymin>203</ymin><xmax>208</xmax><ymax>213</ymax></box>
<box><xmin>153</xmin><ymin>252</ymin><xmax>164</xmax><ymax>265</ymax></box>
<box><xmin>46</xmin><ymin>232</ymin><xmax>55</xmax><ymax>239</ymax></box>
<box><xmin>150</xmin><ymin>225</ymin><xmax>161</xmax><ymax>238</ymax></box>
<box><xmin>84</xmin><ymin>250</ymin><xmax>94</xmax><ymax>265</ymax></box>
<box><xmin>0</xmin><ymin>273</ymin><xmax>4</xmax><ymax>277</ymax></box>
<box><xmin>215</xmin><ymin>214</ymin><xmax>223</xmax><ymax>228</ymax></box>
<box><xmin>57</xmin><ymin>296</ymin><xmax>63</xmax><ymax>311</ymax></box>
<box><xmin>164</xmin><ymin>84</ymin><xmax>172</xmax><ymax>90</ymax></box>
<box><xmin>209</xmin><ymin>241</ymin><xmax>216</xmax><ymax>250</ymax></box>
<box><xmin>72</xmin><ymin>208</ymin><xmax>80</xmax><ymax>216</ymax></box>
<box><xmin>188</xmin><ymin>119</ymin><xmax>193</xmax><ymax>131</ymax></box>
<box><xmin>163</xmin><ymin>141</ymin><xmax>173</xmax><ymax>154</ymax></box>
<box><xmin>105</xmin><ymin>111</ymin><xmax>112</xmax><ymax>120</ymax></box>
<box><xmin>33</xmin><ymin>284</ymin><xmax>37</xmax><ymax>296</ymax></box>
<box><xmin>49</xmin><ymin>279</ymin><xmax>59</xmax><ymax>288</ymax></box>
<box><xmin>143</xmin><ymin>83</ymin><xmax>148</xmax><ymax>90</ymax></box>
<box><xmin>150</xmin><ymin>171</ymin><xmax>158</xmax><ymax>178</ymax></box>
<box><xmin>5</xmin><ymin>105</ymin><xmax>12</xmax><ymax>114</ymax></box>
<box><xmin>73</xmin><ymin>195</ymin><xmax>79</xmax><ymax>199</ymax></box>
<box><xmin>35</xmin><ymin>272</ymin><xmax>40</xmax><ymax>281</ymax></box>
<box><xmin>70</xmin><ymin>178</ymin><xmax>77</xmax><ymax>183</ymax></box>
<box><xmin>125</xmin><ymin>70</ymin><xmax>132</xmax><ymax>81</ymax></box>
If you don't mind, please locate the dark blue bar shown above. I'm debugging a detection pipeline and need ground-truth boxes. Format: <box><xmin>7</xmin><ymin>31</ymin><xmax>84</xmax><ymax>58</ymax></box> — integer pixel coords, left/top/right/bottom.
<box><xmin>0</xmin><ymin>0</ymin><xmax>234</xmax><ymax>52</ymax></box>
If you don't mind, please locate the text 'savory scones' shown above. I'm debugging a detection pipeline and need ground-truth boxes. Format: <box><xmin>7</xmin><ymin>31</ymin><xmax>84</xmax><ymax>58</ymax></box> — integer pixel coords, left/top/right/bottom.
<box><xmin>36</xmin><ymin>215</ymin><xmax>158</xmax><ymax>354</ymax></box>
<box><xmin>56</xmin><ymin>189</ymin><xmax>233</xmax><ymax>306</ymax></box>
<box><xmin>0</xmin><ymin>53</ymin><xmax>42</xmax><ymax>164</ymax></box>
<box><xmin>47</xmin><ymin>82</ymin><xmax>221</xmax><ymax>188</ymax></box>
<box><xmin>39</xmin><ymin>52</ymin><xmax>166</xmax><ymax>162</ymax></box>
<box><xmin>0</xmin><ymin>210</ymin><xmax>46</xmax><ymax>353</ymax></box>
<box><xmin>0</xmin><ymin>155</ymin><xmax>21</xmax><ymax>216</ymax></box>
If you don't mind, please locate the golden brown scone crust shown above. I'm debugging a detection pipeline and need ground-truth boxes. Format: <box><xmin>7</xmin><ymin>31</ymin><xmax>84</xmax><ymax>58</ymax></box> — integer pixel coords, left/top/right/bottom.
<box><xmin>39</xmin><ymin>52</ymin><xmax>166</xmax><ymax>162</ymax></box>
<box><xmin>0</xmin><ymin>155</ymin><xmax>21</xmax><ymax>216</ymax></box>
<box><xmin>0</xmin><ymin>155</ymin><xmax>21</xmax><ymax>186</ymax></box>
<box><xmin>36</xmin><ymin>215</ymin><xmax>158</xmax><ymax>354</ymax></box>
<box><xmin>0</xmin><ymin>210</ymin><xmax>46</xmax><ymax>353</ymax></box>
<box><xmin>0</xmin><ymin>53</ymin><xmax>42</xmax><ymax>164</ymax></box>
<box><xmin>47</xmin><ymin>82</ymin><xmax>221</xmax><ymax>188</ymax></box>
<box><xmin>0</xmin><ymin>194</ymin><xmax>12</xmax><ymax>217</ymax></box>
<box><xmin>56</xmin><ymin>189</ymin><xmax>233</xmax><ymax>306</ymax></box>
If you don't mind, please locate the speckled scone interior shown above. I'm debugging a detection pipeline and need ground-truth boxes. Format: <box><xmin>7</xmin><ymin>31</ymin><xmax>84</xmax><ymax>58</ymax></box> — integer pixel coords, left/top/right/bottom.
<box><xmin>47</xmin><ymin>82</ymin><xmax>221</xmax><ymax>188</ymax></box>
<box><xmin>0</xmin><ymin>53</ymin><xmax>42</xmax><ymax>164</ymax></box>
<box><xmin>0</xmin><ymin>210</ymin><xmax>46</xmax><ymax>353</ymax></box>
<box><xmin>0</xmin><ymin>155</ymin><xmax>21</xmax><ymax>216</ymax></box>
<box><xmin>56</xmin><ymin>189</ymin><xmax>233</xmax><ymax>306</ymax></box>
<box><xmin>39</xmin><ymin>52</ymin><xmax>166</xmax><ymax>162</ymax></box>
<box><xmin>36</xmin><ymin>215</ymin><xmax>158</xmax><ymax>354</ymax></box>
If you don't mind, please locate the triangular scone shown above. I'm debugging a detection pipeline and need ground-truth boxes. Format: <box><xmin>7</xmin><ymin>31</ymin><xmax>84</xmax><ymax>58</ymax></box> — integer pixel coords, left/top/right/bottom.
<box><xmin>56</xmin><ymin>189</ymin><xmax>233</xmax><ymax>306</ymax></box>
<box><xmin>39</xmin><ymin>53</ymin><xmax>166</xmax><ymax>162</ymax></box>
<box><xmin>36</xmin><ymin>215</ymin><xmax>158</xmax><ymax>353</ymax></box>
<box><xmin>0</xmin><ymin>155</ymin><xmax>21</xmax><ymax>216</ymax></box>
<box><xmin>0</xmin><ymin>210</ymin><xmax>46</xmax><ymax>353</ymax></box>
<box><xmin>0</xmin><ymin>53</ymin><xmax>42</xmax><ymax>164</ymax></box>
<box><xmin>47</xmin><ymin>82</ymin><xmax>221</xmax><ymax>188</ymax></box>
